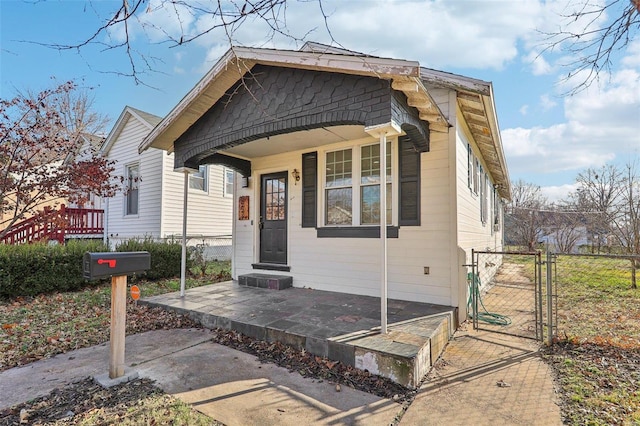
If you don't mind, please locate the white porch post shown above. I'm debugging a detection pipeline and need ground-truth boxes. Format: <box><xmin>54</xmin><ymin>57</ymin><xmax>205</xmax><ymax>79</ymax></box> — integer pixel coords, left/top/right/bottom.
<box><xmin>380</xmin><ymin>131</ymin><xmax>388</xmax><ymax>334</ymax></box>
<box><xmin>365</xmin><ymin>122</ymin><xmax>401</xmax><ymax>335</ymax></box>
<box><xmin>180</xmin><ymin>170</ymin><xmax>189</xmax><ymax>298</ymax></box>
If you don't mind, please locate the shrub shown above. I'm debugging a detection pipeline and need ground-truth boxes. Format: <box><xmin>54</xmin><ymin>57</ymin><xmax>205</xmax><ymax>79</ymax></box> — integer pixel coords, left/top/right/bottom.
<box><xmin>115</xmin><ymin>238</ymin><xmax>191</xmax><ymax>280</ymax></box>
<box><xmin>0</xmin><ymin>240</ymin><xmax>108</xmax><ymax>298</ymax></box>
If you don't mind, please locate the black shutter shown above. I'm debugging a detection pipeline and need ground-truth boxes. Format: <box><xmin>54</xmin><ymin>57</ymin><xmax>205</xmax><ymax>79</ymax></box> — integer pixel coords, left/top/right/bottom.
<box><xmin>399</xmin><ymin>136</ymin><xmax>420</xmax><ymax>226</ymax></box>
<box><xmin>302</xmin><ymin>152</ymin><xmax>317</xmax><ymax>228</ymax></box>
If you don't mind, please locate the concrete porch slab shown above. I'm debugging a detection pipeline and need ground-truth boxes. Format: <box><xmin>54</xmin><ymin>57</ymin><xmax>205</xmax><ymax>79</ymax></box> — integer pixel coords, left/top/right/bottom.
<box><xmin>141</xmin><ymin>281</ymin><xmax>455</xmax><ymax>388</ymax></box>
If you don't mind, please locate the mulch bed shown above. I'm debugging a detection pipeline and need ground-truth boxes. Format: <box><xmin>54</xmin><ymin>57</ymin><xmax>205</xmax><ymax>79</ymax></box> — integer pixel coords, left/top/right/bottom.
<box><xmin>0</xmin><ymin>377</ymin><xmax>162</xmax><ymax>425</ymax></box>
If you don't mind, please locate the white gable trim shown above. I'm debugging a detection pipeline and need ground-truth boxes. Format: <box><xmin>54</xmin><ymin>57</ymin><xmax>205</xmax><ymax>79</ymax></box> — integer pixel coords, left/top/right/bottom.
<box><xmin>101</xmin><ymin>106</ymin><xmax>158</xmax><ymax>155</ymax></box>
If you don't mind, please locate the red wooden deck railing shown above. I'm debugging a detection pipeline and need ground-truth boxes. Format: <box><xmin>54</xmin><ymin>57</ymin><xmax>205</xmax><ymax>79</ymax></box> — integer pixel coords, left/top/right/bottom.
<box><xmin>0</xmin><ymin>204</ymin><xmax>104</xmax><ymax>245</ymax></box>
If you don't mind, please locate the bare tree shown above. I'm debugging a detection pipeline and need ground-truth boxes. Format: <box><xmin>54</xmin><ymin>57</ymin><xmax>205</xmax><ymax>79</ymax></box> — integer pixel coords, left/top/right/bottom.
<box><xmin>610</xmin><ymin>162</ymin><xmax>640</xmax><ymax>256</ymax></box>
<box><xmin>38</xmin><ymin>0</ymin><xmax>332</xmax><ymax>84</ymax></box>
<box><xmin>541</xmin><ymin>0</ymin><xmax>639</xmax><ymax>93</ymax></box>
<box><xmin>570</xmin><ymin>164</ymin><xmax>624</xmax><ymax>252</ymax></box>
<box><xmin>505</xmin><ymin>179</ymin><xmax>548</xmax><ymax>251</ymax></box>
<box><xmin>544</xmin><ymin>205</ymin><xmax>585</xmax><ymax>253</ymax></box>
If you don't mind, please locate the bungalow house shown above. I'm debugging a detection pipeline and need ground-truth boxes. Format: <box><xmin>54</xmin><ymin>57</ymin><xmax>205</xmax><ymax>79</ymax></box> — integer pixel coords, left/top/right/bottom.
<box><xmin>100</xmin><ymin>106</ymin><xmax>234</xmax><ymax>256</ymax></box>
<box><xmin>140</xmin><ymin>43</ymin><xmax>511</xmax><ymax>324</ymax></box>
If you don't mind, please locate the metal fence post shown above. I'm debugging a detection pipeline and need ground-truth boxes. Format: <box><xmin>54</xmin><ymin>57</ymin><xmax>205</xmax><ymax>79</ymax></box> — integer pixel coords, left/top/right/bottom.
<box><xmin>536</xmin><ymin>251</ymin><xmax>543</xmax><ymax>341</ymax></box>
<box><xmin>471</xmin><ymin>249</ymin><xmax>477</xmax><ymax>330</ymax></box>
<box><xmin>546</xmin><ymin>248</ymin><xmax>553</xmax><ymax>345</ymax></box>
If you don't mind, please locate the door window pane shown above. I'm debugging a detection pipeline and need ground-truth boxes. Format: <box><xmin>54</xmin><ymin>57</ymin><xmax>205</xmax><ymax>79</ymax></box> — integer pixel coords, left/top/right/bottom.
<box><xmin>265</xmin><ymin>177</ymin><xmax>286</xmax><ymax>221</ymax></box>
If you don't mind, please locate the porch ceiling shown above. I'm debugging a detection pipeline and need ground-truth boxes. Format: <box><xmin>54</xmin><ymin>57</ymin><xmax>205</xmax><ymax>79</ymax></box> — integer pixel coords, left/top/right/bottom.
<box><xmin>222</xmin><ymin>125</ymin><xmax>368</xmax><ymax>159</ymax></box>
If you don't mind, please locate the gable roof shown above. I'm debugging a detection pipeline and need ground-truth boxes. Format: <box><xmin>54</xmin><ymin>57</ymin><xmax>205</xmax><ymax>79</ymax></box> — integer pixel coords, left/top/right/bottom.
<box><xmin>139</xmin><ymin>43</ymin><xmax>509</xmax><ymax>199</ymax></box>
<box><xmin>101</xmin><ymin>106</ymin><xmax>162</xmax><ymax>155</ymax></box>
<box><xmin>139</xmin><ymin>45</ymin><xmax>450</xmax><ymax>155</ymax></box>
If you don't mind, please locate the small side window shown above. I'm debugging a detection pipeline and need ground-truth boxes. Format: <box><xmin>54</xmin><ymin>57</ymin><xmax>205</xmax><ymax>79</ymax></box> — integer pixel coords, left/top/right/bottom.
<box><xmin>224</xmin><ymin>168</ymin><xmax>234</xmax><ymax>197</ymax></box>
<box><xmin>125</xmin><ymin>163</ymin><xmax>140</xmax><ymax>216</ymax></box>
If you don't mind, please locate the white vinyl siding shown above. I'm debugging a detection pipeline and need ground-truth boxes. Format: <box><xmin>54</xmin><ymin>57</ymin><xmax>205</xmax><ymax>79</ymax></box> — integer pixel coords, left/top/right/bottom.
<box><xmin>160</xmin><ymin>161</ymin><xmax>233</xmax><ymax>238</ymax></box>
<box><xmin>232</xmin><ymin>131</ymin><xmax>454</xmax><ymax>306</ymax></box>
<box><xmin>104</xmin><ymin>110</ymin><xmax>233</xmax><ymax>248</ymax></box>
<box><xmin>456</xmin><ymin>118</ymin><xmax>503</xmax><ymax>261</ymax></box>
<box><xmin>104</xmin><ymin>115</ymin><xmax>163</xmax><ymax>241</ymax></box>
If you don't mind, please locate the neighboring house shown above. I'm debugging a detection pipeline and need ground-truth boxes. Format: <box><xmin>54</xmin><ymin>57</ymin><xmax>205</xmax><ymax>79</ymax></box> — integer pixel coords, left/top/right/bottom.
<box><xmin>140</xmin><ymin>43</ymin><xmax>511</xmax><ymax>324</ymax></box>
<box><xmin>101</xmin><ymin>106</ymin><xmax>233</xmax><ymax>253</ymax></box>
<box><xmin>67</xmin><ymin>133</ymin><xmax>106</xmax><ymax>210</ymax></box>
<box><xmin>1</xmin><ymin>133</ymin><xmax>106</xmax><ymax>244</ymax></box>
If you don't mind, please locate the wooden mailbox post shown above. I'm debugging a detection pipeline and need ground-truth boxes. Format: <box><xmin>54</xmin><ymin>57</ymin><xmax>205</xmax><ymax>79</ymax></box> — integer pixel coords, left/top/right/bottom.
<box><xmin>83</xmin><ymin>252</ymin><xmax>150</xmax><ymax>379</ymax></box>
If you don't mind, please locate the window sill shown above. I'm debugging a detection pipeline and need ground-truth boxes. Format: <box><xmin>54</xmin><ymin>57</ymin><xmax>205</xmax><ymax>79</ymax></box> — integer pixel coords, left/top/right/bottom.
<box><xmin>317</xmin><ymin>226</ymin><xmax>399</xmax><ymax>238</ymax></box>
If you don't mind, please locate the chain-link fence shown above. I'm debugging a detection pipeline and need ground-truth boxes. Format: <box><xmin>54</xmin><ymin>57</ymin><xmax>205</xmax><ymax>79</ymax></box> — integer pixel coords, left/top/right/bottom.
<box><xmin>188</xmin><ymin>235</ymin><xmax>232</xmax><ymax>261</ymax></box>
<box><xmin>552</xmin><ymin>252</ymin><xmax>639</xmax><ymax>344</ymax></box>
<box><xmin>162</xmin><ymin>234</ymin><xmax>232</xmax><ymax>261</ymax></box>
<box><xmin>471</xmin><ymin>251</ymin><xmax>542</xmax><ymax>340</ymax></box>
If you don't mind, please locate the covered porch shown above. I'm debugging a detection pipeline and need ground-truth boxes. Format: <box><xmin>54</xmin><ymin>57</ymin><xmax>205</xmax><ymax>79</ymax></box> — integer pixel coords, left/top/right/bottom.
<box><xmin>140</xmin><ymin>281</ymin><xmax>455</xmax><ymax>388</ymax></box>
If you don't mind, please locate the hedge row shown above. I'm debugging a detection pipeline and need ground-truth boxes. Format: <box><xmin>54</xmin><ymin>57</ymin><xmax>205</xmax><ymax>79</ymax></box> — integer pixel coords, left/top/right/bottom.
<box><xmin>0</xmin><ymin>239</ymin><xmax>192</xmax><ymax>298</ymax></box>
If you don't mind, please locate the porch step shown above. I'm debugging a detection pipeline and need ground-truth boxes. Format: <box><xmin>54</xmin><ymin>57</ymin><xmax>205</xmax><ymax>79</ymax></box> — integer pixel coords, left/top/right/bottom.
<box><xmin>238</xmin><ymin>273</ymin><xmax>292</xmax><ymax>290</ymax></box>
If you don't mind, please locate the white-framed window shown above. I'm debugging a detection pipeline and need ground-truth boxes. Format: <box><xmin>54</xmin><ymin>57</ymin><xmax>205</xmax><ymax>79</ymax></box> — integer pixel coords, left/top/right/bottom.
<box><xmin>323</xmin><ymin>140</ymin><xmax>393</xmax><ymax>226</ymax></box>
<box><xmin>493</xmin><ymin>188</ymin><xmax>501</xmax><ymax>232</ymax></box>
<box><xmin>125</xmin><ymin>163</ymin><xmax>139</xmax><ymax>216</ymax></box>
<box><xmin>224</xmin><ymin>167</ymin><xmax>234</xmax><ymax>197</ymax></box>
<box><xmin>480</xmin><ymin>170</ymin><xmax>488</xmax><ymax>224</ymax></box>
<box><xmin>189</xmin><ymin>165</ymin><xmax>208</xmax><ymax>192</ymax></box>
<box><xmin>467</xmin><ymin>143</ymin><xmax>473</xmax><ymax>190</ymax></box>
<box><xmin>473</xmin><ymin>158</ymin><xmax>480</xmax><ymax>194</ymax></box>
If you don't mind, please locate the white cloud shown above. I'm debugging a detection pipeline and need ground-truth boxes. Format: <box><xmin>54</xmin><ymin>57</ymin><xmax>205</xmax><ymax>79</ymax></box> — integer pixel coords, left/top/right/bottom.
<box><xmin>622</xmin><ymin>40</ymin><xmax>640</xmax><ymax>68</ymax></box>
<box><xmin>105</xmin><ymin>0</ymin><xmax>196</xmax><ymax>46</ymax></box>
<box><xmin>503</xmin><ymin>59</ymin><xmax>640</xmax><ymax>175</ymax></box>
<box><xmin>524</xmin><ymin>51</ymin><xmax>553</xmax><ymax>75</ymax></box>
<box><xmin>540</xmin><ymin>94</ymin><xmax>557</xmax><ymax>111</ymax></box>
<box><xmin>187</xmin><ymin>0</ymin><xmax>547</xmax><ymax>71</ymax></box>
<box><xmin>541</xmin><ymin>183</ymin><xmax>578</xmax><ymax>202</ymax></box>
<box><xmin>520</xmin><ymin>105</ymin><xmax>529</xmax><ymax>115</ymax></box>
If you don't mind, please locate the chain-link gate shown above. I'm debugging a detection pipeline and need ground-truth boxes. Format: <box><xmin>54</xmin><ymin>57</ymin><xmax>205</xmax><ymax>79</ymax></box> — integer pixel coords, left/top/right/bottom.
<box><xmin>470</xmin><ymin>250</ymin><xmax>557</xmax><ymax>343</ymax></box>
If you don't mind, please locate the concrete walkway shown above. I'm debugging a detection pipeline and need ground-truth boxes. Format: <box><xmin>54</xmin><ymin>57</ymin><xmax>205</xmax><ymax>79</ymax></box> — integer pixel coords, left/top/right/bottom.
<box><xmin>401</xmin><ymin>324</ymin><xmax>562</xmax><ymax>425</ymax></box>
<box><xmin>1</xmin><ymin>325</ymin><xmax>563</xmax><ymax>425</ymax></box>
<box><xmin>0</xmin><ymin>328</ymin><xmax>399</xmax><ymax>425</ymax></box>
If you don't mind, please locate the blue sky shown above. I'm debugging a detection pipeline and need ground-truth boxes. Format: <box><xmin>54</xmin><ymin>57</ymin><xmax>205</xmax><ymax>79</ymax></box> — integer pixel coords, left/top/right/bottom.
<box><xmin>1</xmin><ymin>0</ymin><xmax>639</xmax><ymax>201</ymax></box>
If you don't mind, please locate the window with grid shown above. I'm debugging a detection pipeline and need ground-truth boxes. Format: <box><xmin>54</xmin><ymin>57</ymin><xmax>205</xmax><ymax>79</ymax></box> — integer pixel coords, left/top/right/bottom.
<box><xmin>325</xmin><ymin>149</ymin><xmax>353</xmax><ymax>225</ymax></box>
<box><xmin>324</xmin><ymin>142</ymin><xmax>392</xmax><ymax>226</ymax></box>
<box><xmin>360</xmin><ymin>143</ymin><xmax>391</xmax><ymax>225</ymax></box>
